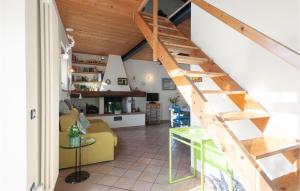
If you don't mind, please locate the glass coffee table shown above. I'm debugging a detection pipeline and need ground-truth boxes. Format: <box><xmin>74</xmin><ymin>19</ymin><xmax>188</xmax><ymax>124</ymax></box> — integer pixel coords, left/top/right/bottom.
<box><xmin>60</xmin><ymin>137</ymin><xmax>96</xmax><ymax>184</ymax></box>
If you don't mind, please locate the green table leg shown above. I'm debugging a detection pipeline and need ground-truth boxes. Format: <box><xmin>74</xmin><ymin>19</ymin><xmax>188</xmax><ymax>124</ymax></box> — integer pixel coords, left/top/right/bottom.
<box><xmin>229</xmin><ymin>169</ymin><xmax>234</xmax><ymax>191</ymax></box>
<box><xmin>193</xmin><ymin>141</ymin><xmax>197</xmax><ymax>178</ymax></box>
<box><xmin>169</xmin><ymin>132</ymin><xmax>198</xmax><ymax>184</ymax></box>
<box><xmin>169</xmin><ymin>131</ymin><xmax>173</xmax><ymax>184</ymax></box>
<box><xmin>201</xmin><ymin>140</ymin><xmax>205</xmax><ymax>191</ymax></box>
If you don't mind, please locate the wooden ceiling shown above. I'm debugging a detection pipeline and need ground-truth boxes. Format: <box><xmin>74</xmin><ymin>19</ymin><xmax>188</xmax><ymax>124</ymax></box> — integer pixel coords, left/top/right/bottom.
<box><xmin>56</xmin><ymin>0</ymin><xmax>145</xmax><ymax>55</ymax></box>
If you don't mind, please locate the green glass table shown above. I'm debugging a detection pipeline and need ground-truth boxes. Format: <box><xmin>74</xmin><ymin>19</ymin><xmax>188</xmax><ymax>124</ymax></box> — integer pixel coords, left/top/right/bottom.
<box><xmin>60</xmin><ymin>137</ymin><xmax>96</xmax><ymax>184</ymax></box>
<box><xmin>169</xmin><ymin>127</ymin><xmax>233</xmax><ymax>191</ymax></box>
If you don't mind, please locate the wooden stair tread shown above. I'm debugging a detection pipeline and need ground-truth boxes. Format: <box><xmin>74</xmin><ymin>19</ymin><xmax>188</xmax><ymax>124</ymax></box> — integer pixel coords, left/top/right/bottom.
<box><xmin>159</xmin><ymin>32</ymin><xmax>189</xmax><ymax>40</ymax></box>
<box><xmin>174</xmin><ymin>55</ymin><xmax>210</xmax><ymax>65</ymax></box>
<box><xmin>141</xmin><ymin>13</ymin><xmax>168</xmax><ymax>21</ymax></box>
<box><xmin>185</xmin><ymin>70</ymin><xmax>227</xmax><ymax>78</ymax></box>
<box><xmin>148</xmin><ymin>23</ymin><xmax>178</xmax><ymax>32</ymax></box>
<box><xmin>143</xmin><ymin>17</ymin><xmax>171</xmax><ymax>25</ymax></box>
<box><xmin>273</xmin><ymin>170</ymin><xmax>300</xmax><ymax>191</ymax></box>
<box><xmin>164</xmin><ymin>42</ymin><xmax>199</xmax><ymax>50</ymax></box>
<box><xmin>148</xmin><ymin>23</ymin><xmax>178</xmax><ymax>31</ymax></box>
<box><xmin>220</xmin><ymin>111</ymin><xmax>269</xmax><ymax>121</ymax></box>
<box><xmin>201</xmin><ymin>90</ymin><xmax>247</xmax><ymax>95</ymax></box>
<box><xmin>242</xmin><ymin>137</ymin><xmax>300</xmax><ymax>159</ymax></box>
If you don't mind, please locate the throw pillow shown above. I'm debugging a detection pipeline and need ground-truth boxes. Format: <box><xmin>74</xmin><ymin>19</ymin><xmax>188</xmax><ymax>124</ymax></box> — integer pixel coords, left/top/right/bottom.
<box><xmin>79</xmin><ymin>113</ymin><xmax>90</xmax><ymax>129</ymax></box>
<box><xmin>77</xmin><ymin>120</ymin><xmax>86</xmax><ymax>134</ymax></box>
<box><xmin>59</xmin><ymin>100</ymin><xmax>70</xmax><ymax>114</ymax></box>
<box><xmin>64</xmin><ymin>99</ymin><xmax>73</xmax><ymax>110</ymax></box>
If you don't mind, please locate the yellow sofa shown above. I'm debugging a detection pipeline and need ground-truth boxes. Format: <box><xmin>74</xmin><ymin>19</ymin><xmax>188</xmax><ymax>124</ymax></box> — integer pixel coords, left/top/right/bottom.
<box><xmin>59</xmin><ymin>108</ymin><xmax>117</xmax><ymax>169</ymax></box>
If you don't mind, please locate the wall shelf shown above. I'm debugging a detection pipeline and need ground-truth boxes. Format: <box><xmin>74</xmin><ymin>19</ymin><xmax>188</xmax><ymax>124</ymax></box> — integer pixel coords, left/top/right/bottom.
<box><xmin>71</xmin><ymin>90</ymin><xmax>147</xmax><ymax>98</ymax></box>
<box><xmin>72</xmin><ymin>72</ymin><xmax>100</xmax><ymax>75</ymax></box>
<box><xmin>73</xmin><ymin>61</ymin><xmax>106</xmax><ymax>67</ymax></box>
<box><xmin>73</xmin><ymin>81</ymin><xmax>101</xmax><ymax>83</ymax></box>
<box><xmin>87</xmin><ymin>112</ymin><xmax>145</xmax><ymax>117</ymax></box>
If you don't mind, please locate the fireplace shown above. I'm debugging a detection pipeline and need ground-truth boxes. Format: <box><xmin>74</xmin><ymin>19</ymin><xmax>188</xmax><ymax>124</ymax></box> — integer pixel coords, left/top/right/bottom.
<box><xmin>104</xmin><ymin>97</ymin><xmax>123</xmax><ymax>114</ymax></box>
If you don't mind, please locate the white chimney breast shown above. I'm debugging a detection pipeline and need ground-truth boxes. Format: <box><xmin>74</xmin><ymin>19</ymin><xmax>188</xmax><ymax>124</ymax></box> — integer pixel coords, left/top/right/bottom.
<box><xmin>100</xmin><ymin>55</ymin><xmax>131</xmax><ymax>92</ymax></box>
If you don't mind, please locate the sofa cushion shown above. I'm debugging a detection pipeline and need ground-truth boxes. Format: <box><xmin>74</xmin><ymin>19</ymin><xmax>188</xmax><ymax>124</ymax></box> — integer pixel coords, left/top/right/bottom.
<box><xmin>60</xmin><ymin>108</ymin><xmax>80</xmax><ymax>132</ymax></box>
<box><xmin>64</xmin><ymin>99</ymin><xmax>73</xmax><ymax>110</ymax></box>
<box><xmin>88</xmin><ymin>120</ymin><xmax>118</xmax><ymax>146</ymax></box>
<box><xmin>59</xmin><ymin>100</ymin><xmax>70</xmax><ymax>115</ymax></box>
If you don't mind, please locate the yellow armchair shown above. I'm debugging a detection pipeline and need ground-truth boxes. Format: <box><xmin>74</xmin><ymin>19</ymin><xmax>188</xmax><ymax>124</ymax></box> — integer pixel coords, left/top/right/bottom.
<box><xmin>59</xmin><ymin>109</ymin><xmax>117</xmax><ymax>169</ymax></box>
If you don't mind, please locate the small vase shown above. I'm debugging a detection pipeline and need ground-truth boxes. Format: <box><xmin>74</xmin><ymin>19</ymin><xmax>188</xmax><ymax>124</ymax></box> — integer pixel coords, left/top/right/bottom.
<box><xmin>69</xmin><ymin>136</ymin><xmax>81</xmax><ymax>147</ymax></box>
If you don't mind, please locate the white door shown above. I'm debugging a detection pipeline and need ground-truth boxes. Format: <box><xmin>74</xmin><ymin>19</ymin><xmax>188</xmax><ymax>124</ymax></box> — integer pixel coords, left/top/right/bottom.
<box><xmin>40</xmin><ymin>0</ymin><xmax>61</xmax><ymax>190</ymax></box>
<box><xmin>26</xmin><ymin>0</ymin><xmax>41</xmax><ymax>190</ymax></box>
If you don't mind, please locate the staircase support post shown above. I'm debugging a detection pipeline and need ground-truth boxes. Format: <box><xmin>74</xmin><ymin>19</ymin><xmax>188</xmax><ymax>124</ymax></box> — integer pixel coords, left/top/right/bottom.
<box><xmin>153</xmin><ymin>0</ymin><xmax>158</xmax><ymax>61</ymax></box>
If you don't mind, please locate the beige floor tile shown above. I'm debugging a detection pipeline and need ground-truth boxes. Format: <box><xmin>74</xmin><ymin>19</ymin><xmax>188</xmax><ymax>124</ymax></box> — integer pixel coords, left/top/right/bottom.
<box><xmin>151</xmin><ymin>183</ymin><xmax>172</xmax><ymax>191</ymax></box>
<box><xmin>109</xmin><ymin>188</ymin><xmax>128</xmax><ymax>191</ymax></box>
<box><xmin>155</xmin><ymin>174</ymin><xmax>169</xmax><ymax>185</ymax></box>
<box><xmin>128</xmin><ymin>163</ymin><xmax>147</xmax><ymax>172</ymax></box>
<box><xmin>58</xmin><ymin>168</ymin><xmax>74</xmax><ymax>178</ymax></box>
<box><xmin>136</xmin><ymin>157</ymin><xmax>152</xmax><ymax>165</ymax></box>
<box><xmin>82</xmin><ymin>164</ymin><xmax>101</xmax><ymax>172</ymax></box>
<box><xmin>131</xmin><ymin>180</ymin><xmax>153</xmax><ymax>191</ymax></box>
<box><xmin>86</xmin><ymin>173</ymin><xmax>105</xmax><ymax>184</ymax></box>
<box><xmin>97</xmin><ymin>175</ymin><xmax>120</xmax><ymax>186</ymax></box>
<box><xmin>149</xmin><ymin>159</ymin><xmax>165</xmax><ymax>167</ymax></box>
<box><xmin>114</xmin><ymin>161</ymin><xmax>133</xmax><ymax>169</ymax></box>
<box><xmin>142</xmin><ymin>153</ymin><xmax>156</xmax><ymax>159</ymax></box>
<box><xmin>138</xmin><ymin>171</ymin><xmax>159</xmax><ymax>183</ymax></box>
<box><xmin>88</xmin><ymin>184</ymin><xmax>110</xmax><ymax>191</ymax></box>
<box><xmin>113</xmin><ymin>177</ymin><xmax>136</xmax><ymax>190</ymax></box>
<box><xmin>54</xmin><ymin>178</ymin><xmax>71</xmax><ymax>191</ymax></box>
<box><xmin>95</xmin><ymin>165</ymin><xmax>114</xmax><ymax>174</ymax></box>
<box><xmin>68</xmin><ymin>182</ymin><xmax>94</xmax><ymax>191</ymax></box>
<box><xmin>108</xmin><ymin>167</ymin><xmax>127</xmax><ymax>177</ymax></box>
<box><xmin>144</xmin><ymin>165</ymin><xmax>161</xmax><ymax>174</ymax></box>
<box><xmin>122</xmin><ymin>170</ymin><xmax>142</xmax><ymax>180</ymax></box>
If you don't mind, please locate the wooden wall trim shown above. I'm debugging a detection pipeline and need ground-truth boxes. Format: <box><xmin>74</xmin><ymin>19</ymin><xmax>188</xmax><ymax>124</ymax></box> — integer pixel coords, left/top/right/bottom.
<box><xmin>192</xmin><ymin>0</ymin><xmax>300</xmax><ymax>70</ymax></box>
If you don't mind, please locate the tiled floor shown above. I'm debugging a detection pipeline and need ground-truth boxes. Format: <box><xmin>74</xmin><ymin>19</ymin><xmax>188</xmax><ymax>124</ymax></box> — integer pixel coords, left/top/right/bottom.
<box><xmin>55</xmin><ymin>123</ymin><xmax>214</xmax><ymax>191</ymax></box>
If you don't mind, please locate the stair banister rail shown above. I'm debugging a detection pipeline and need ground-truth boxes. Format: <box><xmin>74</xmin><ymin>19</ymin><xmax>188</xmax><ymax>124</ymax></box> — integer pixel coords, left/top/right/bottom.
<box><xmin>153</xmin><ymin>0</ymin><xmax>158</xmax><ymax>61</ymax></box>
<box><xmin>192</xmin><ymin>0</ymin><xmax>300</xmax><ymax>70</ymax></box>
<box><xmin>137</xmin><ymin>0</ymin><xmax>150</xmax><ymax>12</ymax></box>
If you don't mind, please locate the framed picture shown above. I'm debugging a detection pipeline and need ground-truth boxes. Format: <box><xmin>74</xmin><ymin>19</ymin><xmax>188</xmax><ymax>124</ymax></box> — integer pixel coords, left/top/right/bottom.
<box><xmin>117</xmin><ymin>78</ymin><xmax>128</xmax><ymax>85</ymax></box>
<box><xmin>162</xmin><ymin>78</ymin><xmax>176</xmax><ymax>90</ymax></box>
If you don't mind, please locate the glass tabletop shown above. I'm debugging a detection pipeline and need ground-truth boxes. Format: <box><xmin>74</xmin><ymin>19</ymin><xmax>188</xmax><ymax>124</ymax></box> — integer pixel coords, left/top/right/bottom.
<box><xmin>60</xmin><ymin>137</ymin><xmax>96</xmax><ymax>149</ymax></box>
<box><xmin>170</xmin><ymin>126</ymin><xmax>211</xmax><ymax>143</ymax></box>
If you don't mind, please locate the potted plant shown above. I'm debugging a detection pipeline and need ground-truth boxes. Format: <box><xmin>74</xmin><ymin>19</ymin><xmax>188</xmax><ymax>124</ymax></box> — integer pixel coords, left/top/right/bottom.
<box><xmin>113</xmin><ymin>102</ymin><xmax>122</xmax><ymax>115</ymax></box>
<box><xmin>69</xmin><ymin>124</ymin><xmax>81</xmax><ymax>147</ymax></box>
<box><xmin>169</xmin><ymin>93</ymin><xmax>180</xmax><ymax>106</ymax></box>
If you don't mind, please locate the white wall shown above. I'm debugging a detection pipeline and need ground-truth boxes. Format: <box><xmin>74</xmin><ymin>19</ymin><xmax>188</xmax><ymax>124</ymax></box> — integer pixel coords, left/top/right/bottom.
<box><xmin>101</xmin><ymin>55</ymin><xmax>131</xmax><ymax>92</ymax></box>
<box><xmin>191</xmin><ymin>0</ymin><xmax>300</xmax><ymax>181</ymax></box>
<box><xmin>124</xmin><ymin>59</ymin><xmax>189</xmax><ymax>120</ymax></box>
<box><xmin>51</xmin><ymin>2</ymin><xmax>69</xmax><ymax>189</ymax></box>
<box><xmin>0</xmin><ymin>1</ymin><xmax>27</xmax><ymax>190</ymax></box>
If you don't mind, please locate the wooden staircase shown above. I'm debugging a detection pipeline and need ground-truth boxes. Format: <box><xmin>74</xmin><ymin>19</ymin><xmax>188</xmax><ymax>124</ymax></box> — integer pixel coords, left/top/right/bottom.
<box><xmin>134</xmin><ymin>9</ymin><xmax>300</xmax><ymax>191</ymax></box>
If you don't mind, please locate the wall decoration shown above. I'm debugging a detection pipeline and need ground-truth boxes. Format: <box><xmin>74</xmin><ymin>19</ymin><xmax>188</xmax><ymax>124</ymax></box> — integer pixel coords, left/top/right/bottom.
<box><xmin>191</xmin><ymin>77</ymin><xmax>203</xmax><ymax>83</ymax></box>
<box><xmin>105</xmin><ymin>79</ymin><xmax>111</xmax><ymax>85</ymax></box>
<box><xmin>162</xmin><ymin>78</ymin><xmax>176</xmax><ymax>90</ymax></box>
<box><xmin>117</xmin><ymin>78</ymin><xmax>128</xmax><ymax>85</ymax></box>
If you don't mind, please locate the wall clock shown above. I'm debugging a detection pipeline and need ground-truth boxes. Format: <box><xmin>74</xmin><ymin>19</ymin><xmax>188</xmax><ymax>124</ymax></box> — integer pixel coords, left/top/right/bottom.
<box><xmin>105</xmin><ymin>79</ymin><xmax>111</xmax><ymax>85</ymax></box>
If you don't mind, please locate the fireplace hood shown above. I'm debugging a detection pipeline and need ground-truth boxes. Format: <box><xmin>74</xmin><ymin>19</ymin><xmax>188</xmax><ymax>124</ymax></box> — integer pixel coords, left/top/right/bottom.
<box><xmin>100</xmin><ymin>55</ymin><xmax>131</xmax><ymax>92</ymax></box>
